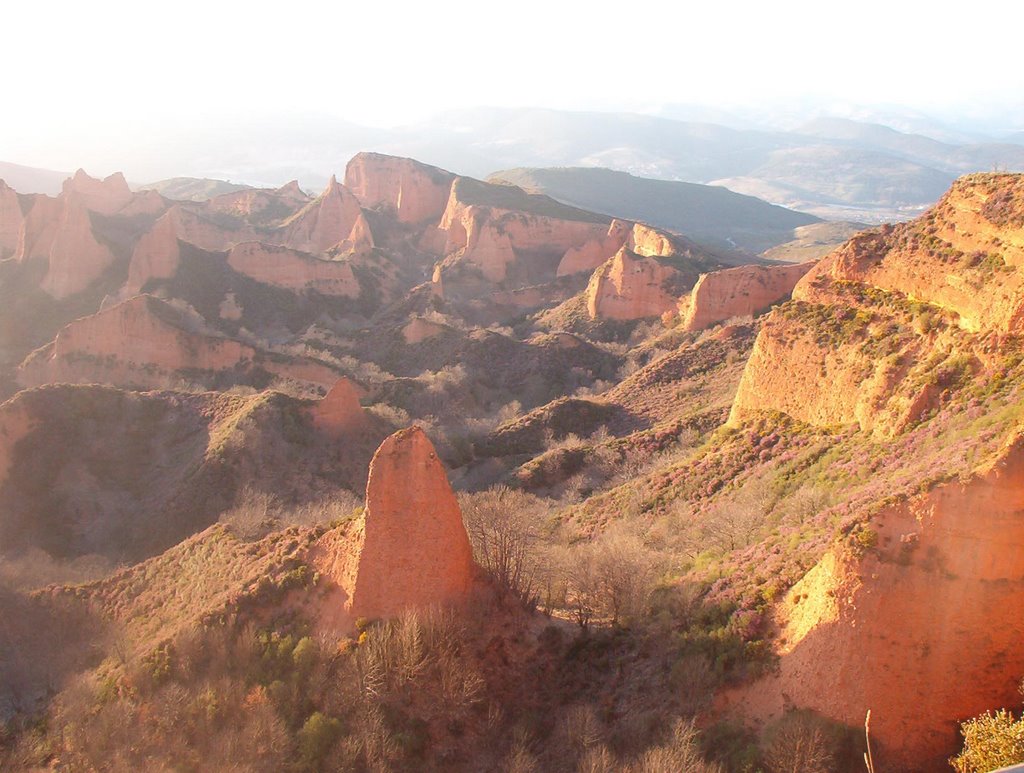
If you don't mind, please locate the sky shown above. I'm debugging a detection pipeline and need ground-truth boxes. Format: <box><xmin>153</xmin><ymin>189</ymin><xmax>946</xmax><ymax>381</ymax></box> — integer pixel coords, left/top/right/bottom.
<box><xmin>3</xmin><ymin>0</ymin><xmax>1023</xmax><ymax>171</ymax></box>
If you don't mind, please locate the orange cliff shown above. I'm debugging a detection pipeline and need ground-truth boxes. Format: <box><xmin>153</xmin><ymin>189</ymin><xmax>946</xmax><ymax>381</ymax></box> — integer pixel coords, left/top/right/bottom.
<box><xmin>226</xmin><ymin>242</ymin><xmax>361</xmax><ymax>297</ymax></box>
<box><xmin>16</xmin><ymin>295</ymin><xmax>339</xmax><ymax>394</ymax></box>
<box><xmin>350</xmin><ymin>427</ymin><xmax>475</xmax><ymax>619</ymax></box>
<box><xmin>308</xmin><ymin>378</ymin><xmax>368</xmax><ymax>436</ymax></box>
<box><xmin>344</xmin><ymin>152</ymin><xmax>456</xmax><ymax>225</ymax></box>
<box><xmin>127</xmin><ymin>209</ymin><xmax>181</xmax><ymax>293</ymax></box>
<box><xmin>279</xmin><ymin>176</ymin><xmax>372</xmax><ymax>255</ymax></box>
<box><xmin>585</xmin><ymin>247</ymin><xmax>683</xmax><ymax>320</ymax></box>
<box><xmin>730</xmin><ymin>174</ymin><xmax>1024</xmax><ymax>435</ymax></box>
<box><xmin>62</xmin><ymin>169</ymin><xmax>133</xmax><ymax>215</ymax></box>
<box><xmin>723</xmin><ymin>433</ymin><xmax>1024</xmax><ymax>772</ymax></box>
<box><xmin>679</xmin><ymin>261</ymin><xmax>814</xmax><ymax>331</ymax></box>
<box><xmin>436</xmin><ymin>178</ymin><xmax>608</xmax><ymax>283</ymax></box>
<box><xmin>310</xmin><ymin>426</ymin><xmax>476</xmax><ymax>626</ymax></box>
<box><xmin>39</xmin><ymin>194</ymin><xmax>119</xmax><ymax>299</ymax></box>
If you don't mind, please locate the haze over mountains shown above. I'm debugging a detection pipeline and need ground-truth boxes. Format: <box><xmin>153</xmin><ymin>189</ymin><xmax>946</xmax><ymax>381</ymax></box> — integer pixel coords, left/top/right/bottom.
<box><xmin>8</xmin><ymin>107</ymin><xmax>1024</xmax><ymax>225</ymax></box>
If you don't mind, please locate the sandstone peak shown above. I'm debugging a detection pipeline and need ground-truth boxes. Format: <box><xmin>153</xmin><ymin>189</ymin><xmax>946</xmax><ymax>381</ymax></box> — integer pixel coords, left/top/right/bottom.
<box><xmin>679</xmin><ymin>261</ymin><xmax>815</xmax><ymax>332</ymax></box>
<box><xmin>309</xmin><ymin>377</ymin><xmax>367</xmax><ymax>436</ymax></box>
<box><xmin>127</xmin><ymin>210</ymin><xmax>181</xmax><ymax>293</ymax></box>
<box><xmin>348</xmin><ymin>426</ymin><xmax>474</xmax><ymax>619</ymax></box>
<box><xmin>585</xmin><ymin>247</ymin><xmax>684</xmax><ymax>320</ymax></box>
<box><xmin>280</xmin><ymin>176</ymin><xmax>364</xmax><ymax>254</ymax></box>
<box><xmin>63</xmin><ymin>169</ymin><xmax>132</xmax><ymax>215</ymax></box>
<box><xmin>345</xmin><ymin>152</ymin><xmax>456</xmax><ymax>225</ymax></box>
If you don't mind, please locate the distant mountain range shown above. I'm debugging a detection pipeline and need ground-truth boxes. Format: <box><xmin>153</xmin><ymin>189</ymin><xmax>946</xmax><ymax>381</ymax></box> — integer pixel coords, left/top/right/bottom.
<box><xmin>4</xmin><ymin>107</ymin><xmax>1024</xmax><ymax>222</ymax></box>
<box><xmin>488</xmin><ymin>167</ymin><xmax>822</xmax><ymax>254</ymax></box>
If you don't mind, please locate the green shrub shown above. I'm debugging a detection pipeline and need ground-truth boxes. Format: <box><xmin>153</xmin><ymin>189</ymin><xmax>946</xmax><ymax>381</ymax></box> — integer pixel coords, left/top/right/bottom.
<box><xmin>297</xmin><ymin>711</ymin><xmax>342</xmax><ymax>770</ymax></box>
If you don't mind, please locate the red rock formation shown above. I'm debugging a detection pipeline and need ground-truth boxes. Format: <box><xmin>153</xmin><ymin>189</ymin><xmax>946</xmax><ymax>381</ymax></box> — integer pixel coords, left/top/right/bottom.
<box><xmin>724</xmin><ymin>433</ymin><xmax>1024</xmax><ymax>771</ymax></box>
<box><xmin>557</xmin><ymin>219</ymin><xmax>631</xmax><ymax>277</ymax></box>
<box><xmin>116</xmin><ymin>190</ymin><xmax>169</xmax><ymax>219</ymax></box>
<box><xmin>679</xmin><ymin>261</ymin><xmax>814</xmax><ymax>331</ymax></box>
<box><xmin>226</xmin><ymin>242</ymin><xmax>360</xmax><ymax>297</ymax></box>
<box><xmin>62</xmin><ymin>169</ymin><xmax>132</xmax><ymax>215</ymax></box>
<box><xmin>626</xmin><ymin>222</ymin><xmax>677</xmax><ymax>257</ymax></box>
<box><xmin>279</xmin><ymin>176</ymin><xmax>368</xmax><ymax>255</ymax></box>
<box><xmin>40</xmin><ymin>194</ymin><xmax>118</xmax><ymax>299</ymax></box>
<box><xmin>206</xmin><ymin>184</ymin><xmax>309</xmax><ymax>222</ymax></box>
<box><xmin>344</xmin><ymin>152</ymin><xmax>455</xmax><ymax>224</ymax></box>
<box><xmin>436</xmin><ymin>179</ymin><xmax>608</xmax><ymax>284</ymax></box>
<box><xmin>309</xmin><ymin>378</ymin><xmax>367</xmax><ymax>436</ymax></box>
<box><xmin>0</xmin><ymin>180</ymin><xmax>25</xmax><ymax>257</ymax></box>
<box><xmin>17</xmin><ymin>295</ymin><xmax>339</xmax><ymax>393</ymax></box>
<box><xmin>349</xmin><ymin>427</ymin><xmax>474</xmax><ymax>619</ymax></box>
<box><xmin>585</xmin><ymin>247</ymin><xmax>683</xmax><ymax>320</ymax></box>
<box><xmin>126</xmin><ymin>210</ymin><xmax>181</xmax><ymax>293</ymax></box>
<box><xmin>800</xmin><ymin>175</ymin><xmax>1024</xmax><ymax>334</ymax></box>
<box><xmin>729</xmin><ymin>174</ymin><xmax>1024</xmax><ymax>435</ymax></box>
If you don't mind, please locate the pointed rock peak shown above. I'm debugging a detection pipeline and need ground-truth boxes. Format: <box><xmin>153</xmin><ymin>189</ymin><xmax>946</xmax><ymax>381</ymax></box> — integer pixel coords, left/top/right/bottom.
<box><xmin>63</xmin><ymin>168</ymin><xmax>132</xmax><ymax>214</ymax></box>
<box><xmin>0</xmin><ymin>179</ymin><xmax>12</xmax><ymax>192</ymax></box>
<box><xmin>276</xmin><ymin>180</ymin><xmax>307</xmax><ymax>198</ymax></box>
<box><xmin>311</xmin><ymin>377</ymin><xmax>367</xmax><ymax>437</ymax></box>
<box><xmin>351</xmin><ymin>425</ymin><xmax>474</xmax><ymax>619</ymax></box>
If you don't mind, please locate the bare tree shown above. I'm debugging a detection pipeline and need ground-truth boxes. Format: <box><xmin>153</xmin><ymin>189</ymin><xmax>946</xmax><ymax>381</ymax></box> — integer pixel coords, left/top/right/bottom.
<box><xmin>460</xmin><ymin>486</ymin><xmax>549</xmax><ymax>608</ymax></box>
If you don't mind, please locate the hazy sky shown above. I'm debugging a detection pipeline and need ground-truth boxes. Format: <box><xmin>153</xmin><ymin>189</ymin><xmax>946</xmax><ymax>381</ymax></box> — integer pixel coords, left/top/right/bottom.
<box><xmin>3</xmin><ymin>0</ymin><xmax>1023</xmax><ymax>170</ymax></box>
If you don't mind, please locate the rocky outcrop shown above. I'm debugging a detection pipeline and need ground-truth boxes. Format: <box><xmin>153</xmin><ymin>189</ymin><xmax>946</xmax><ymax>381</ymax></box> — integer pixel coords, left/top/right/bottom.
<box><xmin>17</xmin><ymin>295</ymin><xmax>339</xmax><ymax>394</ymax></box>
<box><xmin>278</xmin><ymin>176</ymin><xmax>369</xmax><ymax>254</ymax></box>
<box><xmin>679</xmin><ymin>261</ymin><xmax>814</xmax><ymax>331</ymax></box>
<box><xmin>126</xmin><ymin>210</ymin><xmax>181</xmax><ymax>293</ymax></box>
<box><xmin>556</xmin><ymin>219</ymin><xmax>631</xmax><ymax>277</ymax></box>
<box><xmin>62</xmin><ymin>169</ymin><xmax>132</xmax><ymax>215</ymax></box>
<box><xmin>40</xmin><ymin>194</ymin><xmax>118</xmax><ymax>299</ymax></box>
<box><xmin>345</xmin><ymin>152</ymin><xmax>455</xmax><ymax>225</ymax></box>
<box><xmin>436</xmin><ymin>178</ymin><xmax>609</xmax><ymax>283</ymax></box>
<box><xmin>726</xmin><ymin>433</ymin><xmax>1024</xmax><ymax>771</ymax></box>
<box><xmin>730</xmin><ymin>174</ymin><xmax>1024</xmax><ymax>435</ymax></box>
<box><xmin>206</xmin><ymin>183</ymin><xmax>310</xmax><ymax>222</ymax></box>
<box><xmin>309</xmin><ymin>378</ymin><xmax>367</xmax><ymax>436</ymax></box>
<box><xmin>0</xmin><ymin>180</ymin><xmax>25</xmax><ymax>257</ymax></box>
<box><xmin>799</xmin><ymin>174</ymin><xmax>1024</xmax><ymax>334</ymax></box>
<box><xmin>585</xmin><ymin>247</ymin><xmax>684</xmax><ymax>320</ymax></box>
<box><xmin>226</xmin><ymin>242</ymin><xmax>360</xmax><ymax>297</ymax></box>
<box><xmin>349</xmin><ymin>427</ymin><xmax>474</xmax><ymax>618</ymax></box>
<box><xmin>626</xmin><ymin>222</ymin><xmax>677</xmax><ymax>258</ymax></box>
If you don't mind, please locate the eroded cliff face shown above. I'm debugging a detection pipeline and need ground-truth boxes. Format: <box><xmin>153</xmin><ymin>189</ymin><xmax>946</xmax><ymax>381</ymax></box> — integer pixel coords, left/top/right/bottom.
<box><xmin>585</xmin><ymin>247</ymin><xmax>684</xmax><ymax>320</ymax></box>
<box><xmin>349</xmin><ymin>427</ymin><xmax>474</xmax><ymax>619</ymax></box>
<box><xmin>725</xmin><ymin>433</ymin><xmax>1024</xmax><ymax>771</ymax></box>
<box><xmin>226</xmin><ymin>242</ymin><xmax>360</xmax><ymax>297</ymax></box>
<box><xmin>127</xmin><ymin>210</ymin><xmax>181</xmax><ymax>293</ymax></box>
<box><xmin>40</xmin><ymin>194</ymin><xmax>118</xmax><ymax>299</ymax></box>
<box><xmin>679</xmin><ymin>261</ymin><xmax>815</xmax><ymax>331</ymax></box>
<box><xmin>308</xmin><ymin>378</ymin><xmax>367</xmax><ymax>436</ymax></box>
<box><xmin>344</xmin><ymin>152</ymin><xmax>456</xmax><ymax>225</ymax></box>
<box><xmin>436</xmin><ymin>178</ymin><xmax>609</xmax><ymax>284</ymax></box>
<box><xmin>62</xmin><ymin>169</ymin><xmax>133</xmax><ymax>215</ymax></box>
<box><xmin>799</xmin><ymin>175</ymin><xmax>1024</xmax><ymax>334</ymax></box>
<box><xmin>17</xmin><ymin>295</ymin><xmax>339</xmax><ymax>393</ymax></box>
<box><xmin>556</xmin><ymin>219</ymin><xmax>632</xmax><ymax>277</ymax></box>
<box><xmin>730</xmin><ymin>174</ymin><xmax>1024</xmax><ymax>436</ymax></box>
<box><xmin>279</xmin><ymin>176</ymin><xmax>369</xmax><ymax>254</ymax></box>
